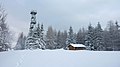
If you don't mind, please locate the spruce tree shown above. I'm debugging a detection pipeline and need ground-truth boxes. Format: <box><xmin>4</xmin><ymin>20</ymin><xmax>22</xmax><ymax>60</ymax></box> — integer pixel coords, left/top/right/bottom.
<box><xmin>66</xmin><ymin>26</ymin><xmax>76</xmax><ymax>45</ymax></box>
<box><xmin>76</xmin><ymin>28</ymin><xmax>86</xmax><ymax>44</ymax></box>
<box><xmin>14</xmin><ymin>32</ymin><xmax>26</xmax><ymax>50</ymax></box>
<box><xmin>46</xmin><ymin>26</ymin><xmax>57</xmax><ymax>49</ymax></box>
<box><xmin>56</xmin><ymin>30</ymin><xmax>62</xmax><ymax>49</ymax></box>
<box><xmin>85</xmin><ymin>24</ymin><xmax>95</xmax><ymax>50</ymax></box>
<box><xmin>94</xmin><ymin>22</ymin><xmax>104</xmax><ymax>51</ymax></box>
<box><xmin>0</xmin><ymin>5</ymin><xmax>13</xmax><ymax>51</ymax></box>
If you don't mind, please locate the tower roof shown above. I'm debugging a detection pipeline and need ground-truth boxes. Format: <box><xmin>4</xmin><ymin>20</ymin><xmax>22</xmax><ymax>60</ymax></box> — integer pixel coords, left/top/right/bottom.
<box><xmin>30</xmin><ymin>10</ymin><xmax>37</xmax><ymax>15</ymax></box>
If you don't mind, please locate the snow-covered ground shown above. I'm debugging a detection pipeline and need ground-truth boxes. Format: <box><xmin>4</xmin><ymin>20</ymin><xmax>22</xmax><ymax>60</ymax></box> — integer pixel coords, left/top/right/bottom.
<box><xmin>0</xmin><ymin>50</ymin><xmax>120</xmax><ymax>67</ymax></box>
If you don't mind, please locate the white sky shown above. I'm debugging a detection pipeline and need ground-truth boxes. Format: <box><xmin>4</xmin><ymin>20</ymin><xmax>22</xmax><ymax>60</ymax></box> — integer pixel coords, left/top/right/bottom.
<box><xmin>0</xmin><ymin>0</ymin><xmax>120</xmax><ymax>36</ymax></box>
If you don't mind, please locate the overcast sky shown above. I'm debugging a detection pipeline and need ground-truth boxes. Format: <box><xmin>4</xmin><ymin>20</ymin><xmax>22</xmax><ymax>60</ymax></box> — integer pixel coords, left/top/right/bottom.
<box><xmin>0</xmin><ymin>0</ymin><xmax>120</xmax><ymax>36</ymax></box>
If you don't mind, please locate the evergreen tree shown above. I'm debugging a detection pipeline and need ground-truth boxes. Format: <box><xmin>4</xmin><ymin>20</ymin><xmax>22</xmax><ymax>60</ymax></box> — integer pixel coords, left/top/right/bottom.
<box><xmin>76</xmin><ymin>28</ymin><xmax>86</xmax><ymax>44</ymax></box>
<box><xmin>94</xmin><ymin>22</ymin><xmax>104</xmax><ymax>51</ymax></box>
<box><xmin>61</xmin><ymin>30</ymin><xmax>68</xmax><ymax>49</ymax></box>
<box><xmin>114</xmin><ymin>21</ymin><xmax>120</xmax><ymax>50</ymax></box>
<box><xmin>0</xmin><ymin>5</ymin><xmax>13</xmax><ymax>51</ymax></box>
<box><xmin>46</xmin><ymin>26</ymin><xmax>57</xmax><ymax>49</ymax></box>
<box><xmin>66</xmin><ymin>26</ymin><xmax>76</xmax><ymax>46</ymax></box>
<box><xmin>56</xmin><ymin>30</ymin><xmax>62</xmax><ymax>49</ymax></box>
<box><xmin>55</xmin><ymin>30</ymin><xmax>68</xmax><ymax>49</ymax></box>
<box><xmin>26</xmin><ymin>23</ymin><xmax>46</xmax><ymax>49</ymax></box>
<box><xmin>14</xmin><ymin>32</ymin><xmax>26</xmax><ymax>50</ymax></box>
<box><xmin>85</xmin><ymin>24</ymin><xmax>95</xmax><ymax>50</ymax></box>
<box><xmin>103</xmin><ymin>21</ymin><xmax>119</xmax><ymax>51</ymax></box>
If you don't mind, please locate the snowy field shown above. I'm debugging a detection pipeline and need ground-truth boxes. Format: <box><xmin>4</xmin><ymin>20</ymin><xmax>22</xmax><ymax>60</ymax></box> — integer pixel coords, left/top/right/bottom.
<box><xmin>0</xmin><ymin>50</ymin><xmax>120</xmax><ymax>67</ymax></box>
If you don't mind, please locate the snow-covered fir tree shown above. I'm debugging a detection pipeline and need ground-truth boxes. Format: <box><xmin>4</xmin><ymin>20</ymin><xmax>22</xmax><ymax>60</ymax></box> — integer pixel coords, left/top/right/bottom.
<box><xmin>56</xmin><ymin>30</ymin><xmax>62</xmax><ymax>49</ymax></box>
<box><xmin>104</xmin><ymin>21</ymin><xmax>120</xmax><ymax>51</ymax></box>
<box><xmin>114</xmin><ymin>21</ymin><xmax>120</xmax><ymax>50</ymax></box>
<box><xmin>0</xmin><ymin>5</ymin><xmax>13</xmax><ymax>51</ymax></box>
<box><xmin>25</xmin><ymin>11</ymin><xmax>46</xmax><ymax>50</ymax></box>
<box><xmin>85</xmin><ymin>23</ymin><xmax>105</xmax><ymax>51</ymax></box>
<box><xmin>46</xmin><ymin>26</ymin><xmax>57</xmax><ymax>49</ymax></box>
<box><xmin>61</xmin><ymin>30</ymin><xmax>68</xmax><ymax>49</ymax></box>
<box><xmin>85</xmin><ymin>24</ymin><xmax>95</xmax><ymax>50</ymax></box>
<box><xmin>52</xmin><ymin>30</ymin><xmax>67</xmax><ymax>49</ymax></box>
<box><xmin>14</xmin><ymin>32</ymin><xmax>26</xmax><ymax>50</ymax></box>
<box><xmin>62</xmin><ymin>30</ymin><xmax>68</xmax><ymax>46</ymax></box>
<box><xmin>76</xmin><ymin>28</ymin><xmax>86</xmax><ymax>44</ymax></box>
<box><xmin>94</xmin><ymin>22</ymin><xmax>104</xmax><ymax>51</ymax></box>
<box><xmin>66</xmin><ymin>26</ymin><xmax>76</xmax><ymax>46</ymax></box>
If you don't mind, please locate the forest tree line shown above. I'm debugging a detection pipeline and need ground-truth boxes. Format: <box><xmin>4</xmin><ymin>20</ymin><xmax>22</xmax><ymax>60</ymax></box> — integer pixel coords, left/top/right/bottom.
<box><xmin>14</xmin><ymin>21</ymin><xmax>120</xmax><ymax>51</ymax></box>
<box><xmin>0</xmin><ymin>5</ymin><xmax>120</xmax><ymax>52</ymax></box>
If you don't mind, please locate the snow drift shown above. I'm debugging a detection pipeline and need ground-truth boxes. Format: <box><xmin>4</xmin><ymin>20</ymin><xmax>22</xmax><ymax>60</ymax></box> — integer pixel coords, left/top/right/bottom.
<box><xmin>0</xmin><ymin>50</ymin><xmax>120</xmax><ymax>67</ymax></box>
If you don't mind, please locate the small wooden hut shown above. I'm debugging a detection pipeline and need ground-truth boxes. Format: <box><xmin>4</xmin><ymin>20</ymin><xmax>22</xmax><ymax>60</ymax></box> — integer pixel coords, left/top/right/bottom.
<box><xmin>68</xmin><ymin>44</ymin><xmax>86</xmax><ymax>50</ymax></box>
